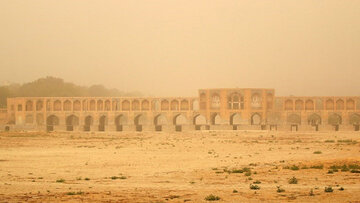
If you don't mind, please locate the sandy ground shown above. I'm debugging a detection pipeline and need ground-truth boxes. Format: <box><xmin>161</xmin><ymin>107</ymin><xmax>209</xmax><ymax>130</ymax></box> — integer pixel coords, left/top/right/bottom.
<box><xmin>0</xmin><ymin>130</ymin><xmax>359</xmax><ymax>203</ymax></box>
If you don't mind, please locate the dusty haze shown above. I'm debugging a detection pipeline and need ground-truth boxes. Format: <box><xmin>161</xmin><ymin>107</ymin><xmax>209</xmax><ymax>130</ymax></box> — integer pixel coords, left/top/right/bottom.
<box><xmin>0</xmin><ymin>0</ymin><xmax>359</xmax><ymax>96</ymax></box>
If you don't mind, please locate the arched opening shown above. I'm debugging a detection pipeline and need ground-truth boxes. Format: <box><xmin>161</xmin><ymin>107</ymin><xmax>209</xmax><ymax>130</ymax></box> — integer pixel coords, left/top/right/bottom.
<box><xmin>170</xmin><ymin>100</ymin><xmax>179</xmax><ymax>111</ymax></box>
<box><xmin>36</xmin><ymin>100</ymin><xmax>43</xmax><ymax>111</ymax></box>
<box><xmin>173</xmin><ymin>114</ymin><xmax>187</xmax><ymax>132</ymax></box>
<box><xmin>211</xmin><ymin>113</ymin><xmax>221</xmax><ymax>125</ymax></box>
<box><xmin>287</xmin><ymin>114</ymin><xmax>301</xmax><ymax>131</ymax></box>
<box><xmin>328</xmin><ymin>113</ymin><xmax>342</xmax><ymax>131</ymax></box>
<box><xmin>89</xmin><ymin>100</ymin><xmax>96</xmax><ymax>111</ymax></box>
<box><xmin>308</xmin><ymin>113</ymin><xmax>321</xmax><ymax>131</ymax></box>
<box><xmin>211</xmin><ymin>93</ymin><xmax>220</xmax><ymax>109</ymax></box>
<box><xmin>180</xmin><ymin>100</ymin><xmax>189</xmax><ymax>111</ymax></box>
<box><xmin>285</xmin><ymin>100</ymin><xmax>293</xmax><ymax>111</ymax></box>
<box><xmin>55</xmin><ymin>102</ymin><xmax>62</xmax><ymax>112</ymax></box>
<box><xmin>5</xmin><ymin>126</ymin><xmax>10</xmax><ymax>132</ymax></box>
<box><xmin>151</xmin><ymin>100</ymin><xmax>160</xmax><ymax>111</ymax></box>
<box><xmin>228</xmin><ymin>93</ymin><xmax>241</xmax><ymax>109</ymax></box>
<box><xmin>84</xmin><ymin>116</ymin><xmax>93</xmax><ymax>131</ymax></box>
<box><xmin>134</xmin><ymin>114</ymin><xmax>146</xmax><ymax>132</ymax></box>
<box><xmin>98</xmin><ymin>115</ymin><xmax>107</xmax><ymax>131</ymax></box>
<box><xmin>115</xmin><ymin>115</ymin><xmax>126</xmax><ymax>131</ymax></box>
<box><xmin>326</xmin><ymin>99</ymin><xmax>334</xmax><ymax>110</ymax></box>
<box><xmin>295</xmin><ymin>100</ymin><xmax>303</xmax><ymax>111</ymax></box>
<box><xmin>251</xmin><ymin>93</ymin><xmax>262</xmax><ymax>109</ymax></box>
<box><xmin>161</xmin><ymin>100</ymin><xmax>169</xmax><ymax>111</ymax></box>
<box><xmin>141</xmin><ymin>100</ymin><xmax>149</xmax><ymax>111</ymax></box>
<box><xmin>73</xmin><ymin>100</ymin><xmax>81</xmax><ymax>111</ymax></box>
<box><xmin>97</xmin><ymin>100</ymin><xmax>104</xmax><ymax>111</ymax></box>
<box><xmin>251</xmin><ymin>113</ymin><xmax>261</xmax><ymax>125</ymax></box>
<box><xmin>154</xmin><ymin>114</ymin><xmax>167</xmax><ymax>131</ymax></box>
<box><xmin>230</xmin><ymin>113</ymin><xmax>241</xmax><ymax>130</ymax></box>
<box><xmin>104</xmin><ymin>100</ymin><xmax>111</xmax><ymax>111</ymax></box>
<box><xmin>192</xmin><ymin>100</ymin><xmax>199</xmax><ymax>111</ymax></box>
<box><xmin>193</xmin><ymin>114</ymin><xmax>207</xmax><ymax>130</ymax></box>
<box><xmin>336</xmin><ymin>99</ymin><xmax>344</xmax><ymax>110</ymax></box>
<box><xmin>305</xmin><ymin>100</ymin><xmax>314</xmax><ymax>110</ymax></box>
<box><xmin>132</xmin><ymin>100</ymin><xmax>140</xmax><ymax>111</ymax></box>
<box><xmin>112</xmin><ymin>100</ymin><xmax>120</xmax><ymax>111</ymax></box>
<box><xmin>122</xmin><ymin>100</ymin><xmax>130</xmax><ymax>111</ymax></box>
<box><xmin>66</xmin><ymin>115</ymin><xmax>79</xmax><ymax>131</ymax></box>
<box><xmin>349</xmin><ymin>114</ymin><xmax>360</xmax><ymax>131</ymax></box>
<box><xmin>347</xmin><ymin>99</ymin><xmax>355</xmax><ymax>110</ymax></box>
<box><xmin>63</xmin><ymin>100</ymin><xmax>72</xmax><ymax>111</ymax></box>
<box><xmin>46</xmin><ymin>115</ymin><xmax>59</xmax><ymax>131</ymax></box>
<box><xmin>287</xmin><ymin>114</ymin><xmax>301</xmax><ymax>124</ymax></box>
<box><xmin>199</xmin><ymin>93</ymin><xmax>207</xmax><ymax>110</ymax></box>
<box><xmin>26</xmin><ymin>100</ymin><xmax>33</xmax><ymax>111</ymax></box>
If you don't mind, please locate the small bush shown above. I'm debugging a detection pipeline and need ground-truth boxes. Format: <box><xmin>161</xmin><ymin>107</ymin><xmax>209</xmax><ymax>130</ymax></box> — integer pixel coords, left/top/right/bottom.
<box><xmin>56</xmin><ymin>179</ymin><xmax>65</xmax><ymax>183</ymax></box>
<box><xmin>309</xmin><ymin>189</ymin><xmax>315</xmax><ymax>196</ymax></box>
<box><xmin>313</xmin><ymin>151</ymin><xmax>322</xmax><ymax>154</ymax></box>
<box><xmin>111</xmin><ymin>176</ymin><xmax>127</xmax><ymax>180</ymax></box>
<box><xmin>350</xmin><ymin>169</ymin><xmax>360</xmax><ymax>173</ymax></box>
<box><xmin>324</xmin><ymin>186</ymin><xmax>333</xmax><ymax>193</ymax></box>
<box><xmin>327</xmin><ymin>170</ymin><xmax>334</xmax><ymax>174</ymax></box>
<box><xmin>204</xmin><ymin>194</ymin><xmax>221</xmax><ymax>201</ymax></box>
<box><xmin>84</xmin><ymin>177</ymin><xmax>90</xmax><ymax>181</ymax></box>
<box><xmin>276</xmin><ymin>186</ymin><xmax>285</xmax><ymax>193</ymax></box>
<box><xmin>349</xmin><ymin>164</ymin><xmax>360</xmax><ymax>169</ymax></box>
<box><xmin>288</xmin><ymin>177</ymin><xmax>298</xmax><ymax>184</ymax></box>
<box><xmin>290</xmin><ymin>165</ymin><xmax>299</xmax><ymax>170</ymax></box>
<box><xmin>339</xmin><ymin>187</ymin><xmax>344</xmax><ymax>191</ymax></box>
<box><xmin>249</xmin><ymin>184</ymin><xmax>260</xmax><ymax>190</ymax></box>
<box><xmin>232</xmin><ymin>189</ymin><xmax>238</xmax><ymax>193</ymax></box>
<box><xmin>66</xmin><ymin>191</ymin><xmax>84</xmax><ymax>195</ymax></box>
<box><xmin>245</xmin><ymin>171</ymin><xmax>251</xmax><ymax>176</ymax></box>
<box><xmin>324</xmin><ymin>140</ymin><xmax>335</xmax><ymax>143</ymax></box>
<box><xmin>310</xmin><ymin>165</ymin><xmax>323</xmax><ymax>169</ymax></box>
<box><xmin>253</xmin><ymin>180</ymin><xmax>261</xmax><ymax>184</ymax></box>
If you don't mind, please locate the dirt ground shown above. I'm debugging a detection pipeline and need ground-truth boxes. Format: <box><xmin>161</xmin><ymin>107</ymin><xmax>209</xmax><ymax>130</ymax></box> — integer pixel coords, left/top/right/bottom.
<box><xmin>0</xmin><ymin>130</ymin><xmax>359</xmax><ymax>203</ymax></box>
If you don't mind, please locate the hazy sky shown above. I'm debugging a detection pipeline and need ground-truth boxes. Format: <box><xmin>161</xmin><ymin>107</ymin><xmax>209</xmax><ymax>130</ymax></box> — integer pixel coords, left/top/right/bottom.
<box><xmin>0</xmin><ymin>0</ymin><xmax>359</xmax><ymax>96</ymax></box>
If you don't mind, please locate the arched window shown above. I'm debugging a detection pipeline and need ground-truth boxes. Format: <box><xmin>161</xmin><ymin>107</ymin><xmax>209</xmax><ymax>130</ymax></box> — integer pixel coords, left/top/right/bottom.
<box><xmin>336</xmin><ymin>99</ymin><xmax>344</xmax><ymax>110</ymax></box>
<box><xmin>305</xmin><ymin>99</ymin><xmax>314</xmax><ymax>110</ymax></box>
<box><xmin>170</xmin><ymin>100</ymin><xmax>179</xmax><ymax>110</ymax></box>
<box><xmin>285</xmin><ymin>100</ymin><xmax>293</xmax><ymax>111</ymax></box>
<box><xmin>132</xmin><ymin>100</ymin><xmax>140</xmax><ymax>111</ymax></box>
<box><xmin>161</xmin><ymin>100</ymin><xmax>169</xmax><ymax>111</ymax></box>
<box><xmin>63</xmin><ymin>100</ymin><xmax>72</xmax><ymax>111</ymax></box>
<box><xmin>26</xmin><ymin>100</ymin><xmax>33</xmax><ymax>111</ymax></box>
<box><xmin>326</xmin><ymin>99</ymin><xmax>334</xmax><ymax>110</ymax></box>
<box><xmin>295</xmin><ymin>100</ymin><xmax>303</xmax><ymax>110</ymax></box>
<box><xmin>141</xmin><ymin>100</ymin><xmax>149</xmax><ymax>111</ymax></box>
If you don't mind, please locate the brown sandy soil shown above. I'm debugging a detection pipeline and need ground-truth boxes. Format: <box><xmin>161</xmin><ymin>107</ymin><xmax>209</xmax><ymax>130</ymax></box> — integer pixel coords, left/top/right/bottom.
<box><xmin>0</xmin><ymin>131</ymin><xmax>359</xmax><ymax>203</ymax></box>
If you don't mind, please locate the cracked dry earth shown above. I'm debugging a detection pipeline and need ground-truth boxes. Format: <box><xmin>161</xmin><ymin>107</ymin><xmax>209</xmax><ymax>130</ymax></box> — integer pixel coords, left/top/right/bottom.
<box><xmin>0</xmin><ymin>131</ymin><xmax>359</xmax><ymax>202</ymax></box>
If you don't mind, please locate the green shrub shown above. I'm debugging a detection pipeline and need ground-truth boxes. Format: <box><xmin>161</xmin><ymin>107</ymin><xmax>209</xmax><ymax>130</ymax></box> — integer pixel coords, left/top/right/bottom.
<box><xmin>310</xmin><ymin>165</ymin><xmax>323</xmax><ymax>169</ymax></box>
<box><xmin>324</xmin><ymin>186</ymin><xmax>333</xmax><ymax>193</ymax></box>
<box><xmin>232</xmin><ymin>189</ymin><xmax>238</xmax><ymax>193</ymax></box>
<box><xmin>253</xmin><ymin>180</ymin><xmax>261</xmax><ymax>184</ymax></box>
<box><xmin>288</xmin><ymin>177</ymin><xmax>298</xmax><ymax>184</ymax></box>
<box><xmin>249</xmin><ymin>184</ymin><xmax>260</xmax><ymax>190</ymax></box>
<box><xmin>290</xmin><ymin>165</ymin><xmax>299</xmax><ymax>170</ymax></box>
<box><xmin>313</xmin><ymin>151</ymin><xmax>322</xmax><ymax>154</ymax></box>
<box><xmin>56</xmin><ymin>179</ymin><xmax>65</xmax><ymax>183</ymax></box>
<box><xmin>204</xmin><ymin>194</ymin><xmax>221</xmax><ymax>201</ymax></box>
<box><xmin>276</xmin><ymin>186</ymin><xmax>285</xmax><ymax>193</ymax></box>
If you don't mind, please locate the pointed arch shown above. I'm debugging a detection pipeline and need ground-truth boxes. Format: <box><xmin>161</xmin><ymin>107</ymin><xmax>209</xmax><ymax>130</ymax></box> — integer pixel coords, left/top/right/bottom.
<box><xmin>26</xmin><ymin>100</ymin><xmax>33</xmax><ymax>111</ymax></box>
<box><xmin>305</xmin><ymin>99</ymin><xmax>314</xmax><ymax>110</ymax></box>
<box><xmin>251</xmin><ymin>113</ymin><xmax>261</xmax><ymax>125</ymax></box>
<box><xmin>336</xmin><ymin>99</ymin><xmax>344</xmax><ymax>110</ymax></box>
<box><xmin>230</xmin><ymin>113</ymin><xmax>241</xmax><ymax>125</ymax></box>
<box><xmin>328</xmin><ymin>113</ymin><xmax>342</xmax><ymax>125</ymax></box>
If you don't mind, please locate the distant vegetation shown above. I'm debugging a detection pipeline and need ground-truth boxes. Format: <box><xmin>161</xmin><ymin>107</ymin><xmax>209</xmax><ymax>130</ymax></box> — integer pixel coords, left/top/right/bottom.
<box><xmin>0</xmin><ymin>76</ymin><xmax>142</xmax><ymax>107</ymax></box>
